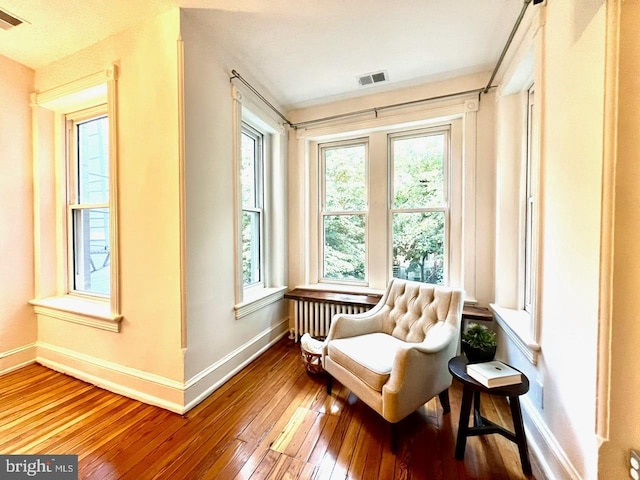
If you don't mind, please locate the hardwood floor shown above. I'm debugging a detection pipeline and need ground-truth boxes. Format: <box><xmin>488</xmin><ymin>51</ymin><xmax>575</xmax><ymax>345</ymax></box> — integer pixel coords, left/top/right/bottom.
<box><xmin>0</xmin><ymin>338</ymin><xmax>536</xmax><ymax>479</ymax></box>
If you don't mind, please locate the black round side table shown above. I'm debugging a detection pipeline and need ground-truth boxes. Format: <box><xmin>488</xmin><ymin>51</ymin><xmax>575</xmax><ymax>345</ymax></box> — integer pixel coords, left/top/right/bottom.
<box><xmin>448</xmin><ymin>355</ymin><xmax>532</xmax><ymax>476</ymax></box>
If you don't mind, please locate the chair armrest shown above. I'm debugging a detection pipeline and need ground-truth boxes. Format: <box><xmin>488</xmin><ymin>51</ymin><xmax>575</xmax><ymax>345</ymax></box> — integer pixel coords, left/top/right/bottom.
<box><xmin>409</xmin><ymin>322</ymin><xmax>458</xmax><ymax>354</ymax></box>
<box><xmin>384</xmin><ymin>323</ymin><xmax>458</xmax><ymax>395</ymax></box>
<box><xmin>325</xmin><ymin>310</ymin><xmax>384</xmax><ymax>341</ymax></box>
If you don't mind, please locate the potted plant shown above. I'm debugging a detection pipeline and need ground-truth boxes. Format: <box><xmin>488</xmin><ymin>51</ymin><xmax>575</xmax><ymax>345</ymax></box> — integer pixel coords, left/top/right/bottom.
<box><xmin>461</xmin><ymin>322</ymin><xmax>497</xmax><ymax>363</ymax></box>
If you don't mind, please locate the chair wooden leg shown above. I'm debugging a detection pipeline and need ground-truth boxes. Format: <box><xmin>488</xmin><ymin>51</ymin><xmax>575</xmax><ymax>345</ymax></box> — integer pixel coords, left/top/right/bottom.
<box><xmin>326</xmin><ymin>375</ymin><xmax>333</xmax><ymax>395</ymax></box>
<box><xmin>439</xmin><ymin>388</ymin><xmax>451</xmax><ymax>414</ymax></box>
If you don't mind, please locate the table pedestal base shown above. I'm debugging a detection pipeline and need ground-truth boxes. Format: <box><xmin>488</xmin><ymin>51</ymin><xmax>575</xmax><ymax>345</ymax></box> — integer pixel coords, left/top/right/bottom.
<box><xmin>455</xmin><ymin>386</ymin><xmax>532</xmax><ymax>476</ymax></box>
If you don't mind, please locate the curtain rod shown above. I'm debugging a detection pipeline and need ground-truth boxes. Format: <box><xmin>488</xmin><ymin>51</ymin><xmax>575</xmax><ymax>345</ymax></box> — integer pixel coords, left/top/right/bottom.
<box><xmin>231</xmin><ymin>69</ymin><xmax>484</xmax><ymax>130</ymax></box>
<box><xmin>230</xmin><ymin>69</ymin><xmax>293</xmax><ymax>127</ymax></box>
<box><xmin>290</xmin><ymin>88</ymin><xmax>485</xmax><ymax>129</ymax></box>
<box><xmin>483</xmin><ymin>0</ymin><xmax>533</xmax><ymax>94</ymax></box>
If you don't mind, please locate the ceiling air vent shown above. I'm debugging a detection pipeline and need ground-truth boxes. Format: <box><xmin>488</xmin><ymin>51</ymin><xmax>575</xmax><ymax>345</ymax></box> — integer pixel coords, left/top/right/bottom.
<box><xmin>0</xmin><ymin>8</ymin><xmax>23</xmax><ymax>31</ymax></box>
<box><xmin>357</xmin><ymin>70</ymin><xmax>389</xmax><ymax>87</ymax></box>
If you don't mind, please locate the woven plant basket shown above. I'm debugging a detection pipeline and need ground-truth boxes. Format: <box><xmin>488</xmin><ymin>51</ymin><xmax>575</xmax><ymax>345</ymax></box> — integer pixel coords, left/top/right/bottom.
<box><xmin>300</xmin><ymin>334</ymin><xmax>326</xmax><ymax>375</ymax></box>
<box><xmin>301</xmin><ymin>349</ymin><xmax>324</xmax><ymax>375</ymax></box>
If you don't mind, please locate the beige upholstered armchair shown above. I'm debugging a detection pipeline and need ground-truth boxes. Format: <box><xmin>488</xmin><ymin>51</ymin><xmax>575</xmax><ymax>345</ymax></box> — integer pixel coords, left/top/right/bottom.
<box><xmin>322</xmin><ymin>278</ymin><xmax>464</xmax><ymax>449</ymax></box>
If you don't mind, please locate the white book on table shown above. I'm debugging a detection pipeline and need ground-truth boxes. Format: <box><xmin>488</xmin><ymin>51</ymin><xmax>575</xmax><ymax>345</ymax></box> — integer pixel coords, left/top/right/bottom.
<box><xmin>466</xmin><ymin>360</ymin><xmax>522</xmax><ymax>388</ymax></box>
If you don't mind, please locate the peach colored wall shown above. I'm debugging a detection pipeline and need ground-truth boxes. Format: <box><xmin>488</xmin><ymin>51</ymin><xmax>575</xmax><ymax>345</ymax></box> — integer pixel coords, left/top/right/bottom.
<box><xmin>599</xmin><ymin>0</ymin><xmax>640</xmax><ymax>477</ymax></box>
<box><xmin>33</xmin><ymin>10</ymin><xmax>185</xmax><ymax>386</ymax></box>
<box><xmin>0</xmin><ymin>54</ymin><xmax>37</xmax><ymax>373</ymax></box>
<box><xmin>535</xmin><ymin>3</ymin><xmax>605</xmax><ymax>477</ymax></box>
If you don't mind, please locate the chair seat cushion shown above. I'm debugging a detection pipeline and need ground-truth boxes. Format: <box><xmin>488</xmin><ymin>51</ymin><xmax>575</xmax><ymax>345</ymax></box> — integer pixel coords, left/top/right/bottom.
<box><xmin>328</xmin><ymin>332</ymin><xmax>406</xmax><ymax>392</ymax></box>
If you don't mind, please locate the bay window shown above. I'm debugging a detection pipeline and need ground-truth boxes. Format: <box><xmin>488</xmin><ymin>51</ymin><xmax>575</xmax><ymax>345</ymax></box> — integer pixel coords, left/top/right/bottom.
<box><xmin>316</xmin><ymin>124</ymin><xmax>454</xmax><ymax>287</ymax></box>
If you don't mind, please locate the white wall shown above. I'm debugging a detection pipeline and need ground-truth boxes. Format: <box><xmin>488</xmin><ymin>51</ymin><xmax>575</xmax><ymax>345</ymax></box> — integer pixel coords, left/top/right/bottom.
<box><xmin>494</xmin><ymin>2</ymin><xmax>606</xmax><ymax>478</ymax></box>
<box><xmin>180</xmin><ymin>10</ymin><xmax>289</xmax><ymax>408</ymax></box>
<box><xmin>0</xmin><ymin>55</ymin><xmax>37</xmax><ymax>373</ymax></box>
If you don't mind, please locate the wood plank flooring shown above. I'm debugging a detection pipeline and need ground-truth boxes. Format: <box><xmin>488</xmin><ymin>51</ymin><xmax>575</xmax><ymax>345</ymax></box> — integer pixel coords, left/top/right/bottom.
<box><xmin>0</xmin><ymin>338</ymin><xmax>536</xmax><ymax>479</ymax></box>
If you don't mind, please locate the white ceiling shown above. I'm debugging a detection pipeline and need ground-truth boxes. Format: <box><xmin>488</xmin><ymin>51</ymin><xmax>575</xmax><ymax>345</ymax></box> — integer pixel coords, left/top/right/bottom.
<box><xmin>0</xmin><ymin>0</ymin><xmax>526</xmax><ymax>109</ymax></box>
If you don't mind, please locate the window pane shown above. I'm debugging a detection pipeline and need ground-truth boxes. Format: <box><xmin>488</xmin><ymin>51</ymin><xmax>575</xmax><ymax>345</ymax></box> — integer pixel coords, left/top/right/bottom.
<box><xmin>323</xmin><ymin>214</ymin><xmax>365</xmax><ymax>281</ymax></box>
<box><xmin>241</xmin><ymin>131</ymin><xmax>258</xmax><ymax>208</ymax></box>
<box><xmin>77</xmin><ymin>116</ymin><xmax>109</xmax><ymax>204</ymax></box>
<box><xmin>392</xmin><ymin>211</ymin><xmax>444</xmax><ymax>284</ymax></box>
<box><xmin>73</xmin><ymin>208</ymin><xmax>110</xmax><ymax>295</ymax></box>
<box><xmin>242</xmin><ymin>210</ymin><xmax>261</xmax><ymax>286</ymax></box>
<box><xmin>324</xmin><ymin>144</ymin><xmax>366</xmax><ymax>211</ymax></box>
<box><xmin>392</xmin><ymin>134</ymin><xmax>445</xmax><ymax>209</ymax></box>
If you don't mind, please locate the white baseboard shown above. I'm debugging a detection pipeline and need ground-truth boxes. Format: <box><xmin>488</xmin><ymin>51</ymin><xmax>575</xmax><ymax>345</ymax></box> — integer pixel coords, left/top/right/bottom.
<box><xmin>183</xmin><ymin>319</ymin><xmax>289</xmax><ymax>412</ymax></box>
<box><xmin>33</xmin><ymin>319</ymin><xmax>290</xmax><ymax>415</ymax></box>
<box><xmin>521</xmin><ymin>395</ymin><xmax>582</xmax><ymax>480</ymax></box>
<box><xmin>0</xmin><ymin>342</ymin><xmax>37</xmax><ymax>375</ymax></box>
<box><xmin>37</xmin><ymin>342</ymin><xmax>185</xmax><ymax>413</ymax></box>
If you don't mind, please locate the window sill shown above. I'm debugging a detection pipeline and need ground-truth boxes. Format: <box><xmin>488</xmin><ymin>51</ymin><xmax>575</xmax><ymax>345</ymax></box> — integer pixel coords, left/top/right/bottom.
<box><xmin>490</xmin><ymin>304</ymin><xmax>541</xmax><ymax>364</ymax></box>
<box><xmin>298</xmin><ymin>283</ymin><xmax>386</xmax><ymax>296</ymax></box>
<box><xmin>29</xmin><ymin>295</ymin><xmax>123</xmax><ymax>332</ymax></box>
<box><xmin>235</xmin><ymin>286</ymin><xmax>288</xmax><ymax>320</ymax></box>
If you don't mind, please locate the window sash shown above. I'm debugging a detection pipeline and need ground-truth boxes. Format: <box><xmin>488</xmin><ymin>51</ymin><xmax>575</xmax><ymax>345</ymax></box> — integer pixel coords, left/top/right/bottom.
<box><xmin>524</xmin><ymin>87</ymin><xmax>536</xmax><ymax>312</ymax></box>
<box><xmin>319</xmin><ymin>139</ymin><xmax>369</xmax><ymax>284</ymax></box>
<box><xmin>389</xmin><ymin>127</ymin><xmax>450</xmax><ymax>285</ymax></box>
<box><xmin>321</xmin><ymin>212</ymin><xmax>367</xmax><ymax>282</ymax></box>
<box><xmin>242</xmin><ymin>208</ymin><xmax>263</xmax><ymax>287</ymax></box>
<box><xmin>241</xmin><ymin>123</ymin><xmax>263</xmax><ymax>210</ymax></box>
<box><xmin>70</xmin><ymin>205</ymin><xmax>110</xmax><ymax>296</ymax></box>
<box><xmin>66</xmin><ymin>108</ymin><xmax>110</xmax><ymax>298</ymax></box>
<box><xmin>320</xmin><ymin>140</ymin><xmax>368</xmax><ymax>212</ymax></box>
<box><xmin>389</xmin><ymin>129</ymin><xmax>449</xmax><ymax>211</ymax></box>
<box><xmin>241</xmin><ymin>122</ymin><xmax>265</xmax><ymax>289</ymax></box>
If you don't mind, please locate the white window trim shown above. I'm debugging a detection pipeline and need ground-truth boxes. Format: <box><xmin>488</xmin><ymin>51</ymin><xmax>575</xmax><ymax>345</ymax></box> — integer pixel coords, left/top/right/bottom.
<box><xmin>30</xmin><ymin>295</ymin><xmax>121</xmax><ymax>332</ymax></box>
<box><xmin>492</xmin><ymin>5</ymin><xmax>544</xmax><ymax>363</ymax></box>
<box><xmin>490</xmin><ymin>304</ymin><xmax>541</xmax><ymax>364</ymax></box>
<box><xmin>523</xmin><ymin>86</ymin><xmax>536</xmax><ymax>314</ymax></box>
<box><xmin>30</xmin><ymin>66</ymin><xmax>122</xmax><ymax>332</ymax></box>
<box><xmin>231</xmin><ymin>85</ymin><xmax>288</xmax><ymax>318</ymax></box>
<box><xmin>300</xmin><ymin>101</ymin><xmax>471</xmax><ymax>296</ymax></box>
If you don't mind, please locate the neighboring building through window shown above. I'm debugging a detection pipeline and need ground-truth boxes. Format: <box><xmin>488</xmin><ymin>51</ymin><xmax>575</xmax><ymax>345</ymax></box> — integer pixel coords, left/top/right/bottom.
<box><xmin>66</xmin><ymin>107</ymin><xmax>110</xmax><ymax>297</ymax></box>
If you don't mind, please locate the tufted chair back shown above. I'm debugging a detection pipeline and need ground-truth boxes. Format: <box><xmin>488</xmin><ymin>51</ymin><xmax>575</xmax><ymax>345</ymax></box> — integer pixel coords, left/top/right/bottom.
<box><xmin>378</xmin><ymin>278</ymin><xmax>460</xmax><ymax>343</ymax></box>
